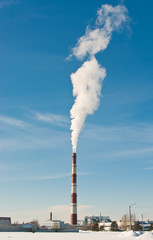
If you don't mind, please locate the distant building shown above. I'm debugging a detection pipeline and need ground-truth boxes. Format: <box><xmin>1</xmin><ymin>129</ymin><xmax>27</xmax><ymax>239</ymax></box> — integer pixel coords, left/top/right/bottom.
<box><xmin>44</xmin><ymin>220</ymin><xmax>78</xmax><ymax>232</ymax></box>
<box><xmin>45</xmin><ymin>220</ymin><xmax>66</xmax><ymax>230</ymax></box>
<box><xmin>0</xmin><ymin>217</ymin><xmax>37</xmax><ymax>232</ymax></box>
<box><xmin>98</xmin><ymin>218</ymin><xmax>112</xmax><ymax>231</ymax></box>
<box><xmin>0</xmin><ymin>217</ymin><xmax>11</xmax><ymax>225</ymax></box>
<box><xmin>77</xmin><ymin>220</ymin><xmax>84</xmax><ymax>225</ymax></box>
<box><xmin>22</xmin><ymin>224</ymin><xmax>37</xmax><ymax>232</ymax></box>
<box><xmin>0</xmin><ymin>216</ymin><xmax>22</xmax><ymax>232</ymax></box>
<box><xmin>138</xmin><ymin>220</ymin><xmax>153</xmax><ymax>231</ymax></box>
<box><xmin>84</xmin><ymin>216</ymin><xmax>111</xmax><ymax>225</ymax></box>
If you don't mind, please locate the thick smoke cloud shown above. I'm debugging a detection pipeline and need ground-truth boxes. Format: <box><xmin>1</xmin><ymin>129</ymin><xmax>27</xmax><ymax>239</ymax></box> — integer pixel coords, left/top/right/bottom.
<box><xmin>70</xmin><ymin>4</ymin><xmax>128</xmax><ymax>153</ymax></box>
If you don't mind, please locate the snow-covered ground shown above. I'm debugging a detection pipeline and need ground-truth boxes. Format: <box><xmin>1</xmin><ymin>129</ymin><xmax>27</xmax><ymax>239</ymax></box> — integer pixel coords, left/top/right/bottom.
<box><xmin>0</xmin><ymin>231</ymin><xmax>153</xmax><ymax>240</ymax></box>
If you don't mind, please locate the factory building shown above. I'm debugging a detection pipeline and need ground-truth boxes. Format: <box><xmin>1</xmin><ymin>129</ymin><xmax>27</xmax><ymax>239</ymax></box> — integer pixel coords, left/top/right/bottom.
<box><xmin>0</xmin><ymin>217</ymin><xmax>11</xmax><ymax>225</ymax></box>
<box><xmin>84</xmin><ymin>215</ymin><xmax>111</xmax><ymax>225</ymax></box>
<box><xmin>44</xmin><ymin>220</ymin><xmax>78</xmax><ymax>232</ymax></box>
<box><xmin>138</xmin><ymin>220</ymin><xmax>153</xmax><ymax>231</ymax></box>
<box><xmin>44</xmin><ymin>212</ymin><xmax>78</xmax><ymax>232</ymax></box>
<box><xmin>98</xmin><ymin>219</ymin><xmax>112</xmax><ymax>231</ymax></box>
<box><xmin>0</xmin><ymin>217</ymin><xmax>37</xmax><ymax>232</ymax></box>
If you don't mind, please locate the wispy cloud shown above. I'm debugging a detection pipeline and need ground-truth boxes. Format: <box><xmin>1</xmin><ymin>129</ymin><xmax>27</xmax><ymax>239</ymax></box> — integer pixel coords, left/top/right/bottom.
<box><xmin>34</xmin><ymin>172</ymin><xmax>94</xmax><ymax>180</ymax></box>
<box><xmin>0</xmin><ymin>173</ymin><xmax>70</xmax><ymax>182</ymax></box>
<box><xmin>0</xmin><ymin>135</ymin><xmax>67</xmax><ymax>151</ymax></box>
<box><xmin>0</xmin><ymin>112</ymin><xmax>69</xmax><ymax>152</ymax></box>
<box><xmin>0</xmin><ymin>172</ymin><xmax>94</xmax><ymax>182</ymax></box>
<box><xmin>32</xmin><ymin>171</ymin><xmax>94</xmax><ymax>181</ymax></box>
<box><xmin>31</xmin><ymin>173</ymin><xmax>71</xmax><ymax>181</ymax></box>
<box><xmin>35</xmin><ymin>112</ymin><xmax>69</xmax><ymax>127</ymax></box>
<box><xmin>80</xmin><ymin>123</ymin><xmax>153</xmax><ymax>162</ymax></box>
<box><xmin>105</xmin><ymin>147</ymin><xmax>153</xmax><ymax>159</ymax></box>
<box><xmin>1</xmin><ymin>112</ymin><xmax>153</xmax><ymax>164</ymax></box>
<box><xmin>83</xmin><ymin>123</ymin><xmax>153</xmax><ymax>143</ymax></box>
<box><xmin>0</xmin><ymin>125</ymin><xmax>69</xmax><ymax>151</ymax></box>
<box><xmin>143</xmin><ymin>167</ymin><xmax>153</xmax><ymax>171</ymax></box>
<box><xmin>0</xmin><ymin>0</ymin><xmax>17</xmax><ymax>8</ymax></box>
<box><xmin>0</xmin><ymin>115</ymin><xmax>25</xmax><ymax>129</ymax></box>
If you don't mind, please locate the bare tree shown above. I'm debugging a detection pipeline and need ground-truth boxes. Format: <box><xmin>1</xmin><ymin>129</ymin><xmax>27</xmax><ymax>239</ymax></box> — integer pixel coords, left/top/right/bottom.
<box><xmin>121</xmin><ymin>213</ymin><xmax>136</xmax><ymax>231</ymax></box>
<box><xmin>121</xmin><ymin>214</ymin><xmax>129</xmax><ymax>231</ymax></box>
<box><xmin>13</xmin><ymin>221</ymin><xmax>19</xmax><ymax>225</ymax></box>
<box><xmin>30</xmin><ymin>219</ymin><xmax>40</xmax><ymax>228</ymax></box>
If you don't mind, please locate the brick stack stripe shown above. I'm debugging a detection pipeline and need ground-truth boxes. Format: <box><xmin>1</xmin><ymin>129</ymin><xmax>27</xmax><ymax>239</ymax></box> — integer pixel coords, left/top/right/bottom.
<box><xmin>71</xmin><ymin>152</ymin><xmax>77</xmax><ymax>225</ymax></box>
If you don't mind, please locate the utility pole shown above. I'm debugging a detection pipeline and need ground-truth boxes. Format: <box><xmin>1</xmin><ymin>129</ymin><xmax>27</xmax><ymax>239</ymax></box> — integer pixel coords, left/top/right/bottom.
<box><xmin>129</xmin><ymin>203</ymin><xmax>136</xmax><ymax>230</ymax></box>
<box><xmin>142</xmin><ymin>214</ymin><xmax>144</xmax><ymax>233</ymax></box>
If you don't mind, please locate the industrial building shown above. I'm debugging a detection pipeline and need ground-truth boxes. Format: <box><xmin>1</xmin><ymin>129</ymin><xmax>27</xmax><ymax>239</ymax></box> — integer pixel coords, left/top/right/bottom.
<box><xmin>0</xmin><ymin>217</ymin><xmax>11</xmax><ymax>225</ymax></box>
<box><xmin>44</xmin><ymin>212</ymin><xmax>78</xmax><ymax>232</ymax></box>
<box><xmin>84</xmin><ymin>215</ymin><xmax>111</xmax><ymax>225</ymax></box>
<box><xmin>138</xmin><ymin>220</ymin><xmax>153</xmax><ymax>231</ymax></box>
<box><xmin>44</xmin><ymin>220</ymin><xmax>78</xmax><ymax>232</ymax></box>
<box><xmin>0</xmin><ymin>217</ymin><xmax>37</xmax><ymax>232</ymax></box>
<box><xmin>98</xmin><ymin>219</ymin><xmax>112</xmax><ymax>231</ymax></box>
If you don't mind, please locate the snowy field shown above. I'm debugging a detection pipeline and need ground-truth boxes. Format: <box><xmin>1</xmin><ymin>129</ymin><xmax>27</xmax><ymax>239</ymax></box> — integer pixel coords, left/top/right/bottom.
<box><xmin>0</xmin><ymin>231</ymin><xmax>153</xmax><ymax>240</ymax></box>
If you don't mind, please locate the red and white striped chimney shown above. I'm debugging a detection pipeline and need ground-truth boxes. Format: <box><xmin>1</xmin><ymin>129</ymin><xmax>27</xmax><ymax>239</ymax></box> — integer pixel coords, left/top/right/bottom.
<box><xmin>71</xmin><ymin>152</ymin><xmax>77</xmax><ymax>225</ymax></box>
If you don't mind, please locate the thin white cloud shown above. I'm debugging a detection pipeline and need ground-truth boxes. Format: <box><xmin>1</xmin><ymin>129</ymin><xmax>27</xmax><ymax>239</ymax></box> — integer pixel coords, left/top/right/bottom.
<box><xmin>0</xmin><ymin>172</ymin><xmax>94</xmax><ymax>182</ymax></box>
<box><xmin>0</xmin><ymin>173</ymin><xmax>70</xmax><ymax>182</ymax></box>
<box><xmin>0</xmin><ymin>115</ymin><xmax>25</xmax><ymax>128</ymax></box>
<box><xmin>143</xmin><ymin>167</ymin><xmax>153</xmax><ymax>171</ymax></box>
<box><xmin>78</xmin><ymin>172</ymin><xmax>94</xmax><ymax>176</ymax></box>
<box><xmin>83</xmin><ymin>123</ymin><xmax>153</xmax><ymax>143</ymax></box>
<box><xmin>0</xmin><ymin>112</ymin><xmax>69</xmax><ymax>152</ymax></box>
<box><xmin>0</xmin><ymin>0</ymin><xmax>16</xmax><ymax>8</ymax></box>
<box><xmin>1</xmin><ymin>112</ymin><xmax>153</xmax><ymax>163</ymax></box>
<box><xmin>107</xmin><ymin>147</ymin><xmax>153</xmax><ymax>158</ymax></box>
<box><xmin>32</xmin><ymin>173</ymin><xmax>70</xmax><ymax>181</ymax></box>
<box><xmin>35</xmin><ymin>112</ymin><xmax>69</xmax><ymax>127</ymax></box>
<box><xmin>34</xmin><ymin>172</ymin><xmax>94</xmax><ymax>180</ymax></box>
<box><xmin>0</xmin><ymin>132</ymin><xmax>68</xmax><ymax>152</ymax></box>
<box><xmin>83</xmin><ymin>146</ymin><xmax>153</xmax><ymax>163</ymax></box>
<box><xmin>80</xmin><ymin>123</ymin><xmax>153</xmax><ymax>162</ymax></box>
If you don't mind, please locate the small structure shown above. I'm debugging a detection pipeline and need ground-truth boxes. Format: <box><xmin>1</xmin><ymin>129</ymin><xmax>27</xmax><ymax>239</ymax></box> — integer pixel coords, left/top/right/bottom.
<box><xmin>0</xmin><ymin>217</ymin><xmax>22</xmax><ymax>232</ymax></box>
<box><xmin>84</xmin><ymin>216</ymin><xmax>111</xmax><ymax>225</ymax></box>
<box><xmin>44</xmin><ymin>220</ymin><xmax>78</xmax><ymax>232</ymax></box>
<box><xmin>45</xmin><ymin>220</ymin><xmax>65</xmax><ymax>231</ymax></box>
<box><xmin>0</xmin><ymin>217</ymin><xmax>38</xmax><ymax>232</ymax></box>
<box><xmin>77</xmin><ymin>220</ymin><xmax>84</xmax><ymax>225</ymax></box>
<box><xmin>139</xmin><ymin>220</ymin><xmax>153</xmax><ymax>231</ymax></box>
<box><xmin>0</xmin><ymin>217</ymin><xmax>11</xmax><ymax>225</ymax></box>
<box><xmin>22</xmin><ymin>224</ymin><xmax>37</xmax><ymax>232</ymax></box>
<box><xmin>99</xmin><ymin>219</ymin><xmax>112</xmax><ymax>231</ymax></box>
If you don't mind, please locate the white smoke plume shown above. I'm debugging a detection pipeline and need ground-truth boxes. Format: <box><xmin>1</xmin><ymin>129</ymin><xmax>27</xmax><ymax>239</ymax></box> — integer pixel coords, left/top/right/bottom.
<box><xmin>70</xmin><ymin>57</ymin><xmax>106</xmax><ymax>152</ymax></box>
<box><xmin>70</xmin><ymin>4</ymin><xmax>128</xmax><ymax>153</ymax></box>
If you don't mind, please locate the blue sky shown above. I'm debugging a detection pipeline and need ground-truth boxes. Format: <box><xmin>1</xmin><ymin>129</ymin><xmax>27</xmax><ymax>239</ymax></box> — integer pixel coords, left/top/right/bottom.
<box><xmin>0</xmin><ymin>0</ymin><xmax>153</xmax><ymax>224</ymax></box>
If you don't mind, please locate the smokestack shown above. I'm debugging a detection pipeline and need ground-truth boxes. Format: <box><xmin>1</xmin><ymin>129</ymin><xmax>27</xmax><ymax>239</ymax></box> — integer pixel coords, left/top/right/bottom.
<box><xmin>71</xmin><ymin>152</ymin><xmax>77</xmax><ymax>225</ymax></box>
<box><xmin>69</xmin><ymin>2</ymin><xmax>129</xmax><ymax>227</ymax></box>
<box><xmin>50</xmin><ymin>212</ymin><xmax>52</xmax><ymax>221</ymax></box>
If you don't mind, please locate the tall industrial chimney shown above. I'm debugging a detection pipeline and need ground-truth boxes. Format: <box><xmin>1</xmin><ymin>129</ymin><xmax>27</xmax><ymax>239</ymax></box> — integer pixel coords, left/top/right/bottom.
<box><xmin>50</xmin><ymin>212</ymin><xmax>52</xmax><ymax>221</ymax></box>
<box><xmin>71</xmin><ymin>152</ymin><xmax>77</xmax><ymax>225</ymax></box>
